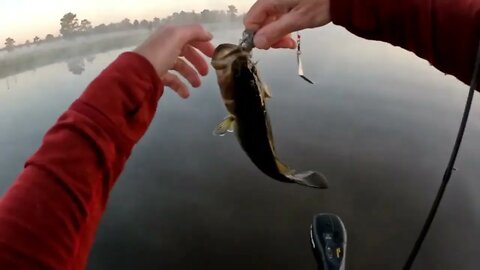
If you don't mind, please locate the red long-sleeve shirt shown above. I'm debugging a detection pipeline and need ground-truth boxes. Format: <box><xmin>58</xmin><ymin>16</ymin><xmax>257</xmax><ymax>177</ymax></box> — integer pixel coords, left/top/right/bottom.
<box><xmin>331</xmin><ymin>0</ymin><xmax>480</xmax><ymax>86</ymax></box>
<box><xmin>0</xmin><ymin>1</ymin><xmax>479</xmax><ymax>269</ymax></box>
<box><xmin>0</xmin><ymin>52</ymin><xmax>164</xmax><ymax>269</ymax></box>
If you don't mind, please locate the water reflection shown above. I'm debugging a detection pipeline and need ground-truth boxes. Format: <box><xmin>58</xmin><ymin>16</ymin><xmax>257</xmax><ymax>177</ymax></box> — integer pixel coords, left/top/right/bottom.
<box><xmin>67</xmin><ymin>58</ymin><xmax>86</xmax><ymax>75</ymax></box>
<box><xmin>66</xmin><ymin>55</ymin><xmax>96</xmax><ymax>75</ymax></box>
<box><xmin>86</xmin><ymin>55</ymin><xmax>96</xmax><ymax>63</ymax></box>
<box><xmin>0</xmin><ymin>27</ymin><xmax>479</xmax><ymax>270</ymax></box>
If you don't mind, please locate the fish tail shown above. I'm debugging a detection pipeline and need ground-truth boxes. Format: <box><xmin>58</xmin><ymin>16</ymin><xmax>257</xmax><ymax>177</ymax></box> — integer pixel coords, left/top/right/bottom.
<box><xmin>287</xmin><ymin>171</ymin><xmax>329</xmax><ymax>189</ymax></box>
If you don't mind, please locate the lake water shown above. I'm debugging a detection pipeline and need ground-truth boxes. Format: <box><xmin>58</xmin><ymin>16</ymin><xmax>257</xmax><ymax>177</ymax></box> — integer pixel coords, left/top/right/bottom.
<box><xmin>1</xmin><ymin>26</ymin><xmax>479</xmax><ymax>270</ymax></box>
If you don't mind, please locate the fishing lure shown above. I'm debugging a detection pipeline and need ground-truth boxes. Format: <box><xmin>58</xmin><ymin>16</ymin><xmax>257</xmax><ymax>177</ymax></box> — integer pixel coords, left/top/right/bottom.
<box><xmin>296</xmin><ymin>32</ymin><xmax>314</xmax><ymax>84</ymax></box>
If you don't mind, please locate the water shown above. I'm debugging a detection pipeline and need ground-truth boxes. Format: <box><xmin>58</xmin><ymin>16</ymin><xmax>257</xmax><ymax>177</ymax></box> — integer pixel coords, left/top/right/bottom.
<box><xmin>1</xmin><ymin>26</ymin><xmax>479</xmax><ymax>270</ymax></box>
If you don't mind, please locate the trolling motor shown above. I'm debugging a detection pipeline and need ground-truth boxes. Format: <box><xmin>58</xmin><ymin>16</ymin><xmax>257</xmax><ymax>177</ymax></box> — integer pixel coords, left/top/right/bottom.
<box><xmin>310</xmin><ymin>213</ymin><xmax>347</xmax><ymax>270</ymax></box>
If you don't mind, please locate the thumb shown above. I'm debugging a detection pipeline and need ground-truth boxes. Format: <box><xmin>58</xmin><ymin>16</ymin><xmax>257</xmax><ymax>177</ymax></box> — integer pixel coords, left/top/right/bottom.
<box><xmin>254</xmin><ymin>13</ymin><xmax>300</xmax><ymax>49</ymax></box>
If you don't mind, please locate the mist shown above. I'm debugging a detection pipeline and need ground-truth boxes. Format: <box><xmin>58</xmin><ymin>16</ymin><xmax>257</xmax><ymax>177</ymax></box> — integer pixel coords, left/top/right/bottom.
<box><xmin>0</xmin><ymin>6</ymin><xmax>245</xmax><ymax>79</ymax></box>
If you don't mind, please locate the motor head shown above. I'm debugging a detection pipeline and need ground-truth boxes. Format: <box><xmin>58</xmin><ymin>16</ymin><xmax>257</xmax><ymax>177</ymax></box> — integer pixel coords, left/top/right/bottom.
<box><xmin>310</xmin><ymin>213</ymin><xmax>347</xmax><ymax>270</ymax></box>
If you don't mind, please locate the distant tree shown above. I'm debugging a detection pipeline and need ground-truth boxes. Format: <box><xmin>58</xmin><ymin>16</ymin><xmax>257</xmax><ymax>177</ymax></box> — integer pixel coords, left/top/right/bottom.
<box><xmin>5</xmin><ymin>38</ymin><xmax>15</xmax><ymax>52</ymax></box>
<box><xmin>133</xmin><ymin>19</ymin><xmax>139</xmax><ymax>28</ymax></box>
<box><xmin>94</xmin><ymin>23</ymin><xmax>108</xmax><ymax>33</ymax></box>
<box><xmin>33</xmin><ymin>36</ymin><xmax>40</xmax><ymax>44</ymax></box>
<box><xmin>79</xmin><ymin>19</ymin><xmax>93</xmax><ymax>32</ymax></box>
<box><xmin>227</xmin><ymin>5</ymin><xmax>238</xmax><ymax>20</ymax></box>
<box><xmin>121</xmin><ymin>18</ymin><xmax>132</xmax><ymax>29</ymax></box>
<box><xmin>153</xmin><ymin>17</ymin><xmax>161</xmax><ymax>26</ymax></box>
<box><xmin>191</xmin><ymin>10</ymin><xmax>200</xmax><ymax>22</ymax></box>
<box><xmin>45</xmin><ymin>34</ymin><xmax>55</xmax><ymax>41</ymax></box>
<box><xmin>60</xmin><ymin>12</ymin><xmax>79</xmax><ymax>38</ymax></box>
<box><xmin>201</xmin><ymin>9</ymin><xmax>213</xmax><ymax>23</ymax></box>
<box><xmin>107</xmin><ymin>23</ymin><xmax>118</xmax><ymax>31</ymax></box>
<box><xmin>25</xmin><ymin>40</ymin><xmax>31</xmax><ymax>47</ymax></box>
<box><xmin>140</xmin><ymin>19</ymin><xmax>149</xmax><ymax>28</ymax></box>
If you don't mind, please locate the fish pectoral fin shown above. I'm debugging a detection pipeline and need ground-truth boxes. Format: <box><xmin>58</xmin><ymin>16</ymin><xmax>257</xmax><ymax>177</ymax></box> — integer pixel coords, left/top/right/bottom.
<box><xmin>213</xmin><ymin>115</ymin><xmax>235</xmax><ymax>136</ymax></box>
<box><xmin>262</xmin><ymin>84</ymin><xmax>272</xmax><ymax>99</ymax></box>
<box><xmin>287</xmin><ymin>171</ymin><xmax>329</xmax><ymax>189</ymax></box>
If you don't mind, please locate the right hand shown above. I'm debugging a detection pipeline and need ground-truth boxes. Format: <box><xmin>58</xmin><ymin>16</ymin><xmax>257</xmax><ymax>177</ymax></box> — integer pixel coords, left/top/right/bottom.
<box><xmin>244</xmin><ymin>0</ymin><xmax>332</xmax><ymax>49</ymax></box>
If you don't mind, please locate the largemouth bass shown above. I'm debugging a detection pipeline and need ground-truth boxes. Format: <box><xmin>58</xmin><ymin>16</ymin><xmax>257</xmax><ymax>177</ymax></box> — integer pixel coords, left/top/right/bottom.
<box><xmin>211</xmin><ymin>42</ymin><xmax>328</xmax><ymax>189</ymax></box>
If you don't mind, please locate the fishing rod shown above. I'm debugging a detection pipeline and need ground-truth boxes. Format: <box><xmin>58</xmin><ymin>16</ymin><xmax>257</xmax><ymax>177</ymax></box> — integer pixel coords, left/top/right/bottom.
<box><xmin>403</xmin><ymin>41</ymin><xmax>480</xmax><ymax>269</ymax></box>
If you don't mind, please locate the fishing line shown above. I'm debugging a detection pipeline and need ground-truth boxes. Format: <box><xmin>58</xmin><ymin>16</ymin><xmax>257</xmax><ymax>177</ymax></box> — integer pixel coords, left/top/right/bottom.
<box><xmin>403</xmin><ymin>41</ymin><xmax>480</xmax><ymax>269</ymax></box>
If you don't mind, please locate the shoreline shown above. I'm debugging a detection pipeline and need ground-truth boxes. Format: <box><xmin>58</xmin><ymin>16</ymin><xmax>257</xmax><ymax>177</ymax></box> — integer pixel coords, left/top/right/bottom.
<box><xmin>0</xmin><ymin>30</ymin><xmax>149</xmax><ymax>80</ymax></box>
<box><xmin>0</xmin><ymin>22</ymin><xmax>243</xmax><ymax>80</ymax></box>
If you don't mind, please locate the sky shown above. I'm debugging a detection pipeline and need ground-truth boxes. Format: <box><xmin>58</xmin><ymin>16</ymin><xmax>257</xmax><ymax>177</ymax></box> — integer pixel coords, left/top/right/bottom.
<box><xmin>0</xmin><ymin>0</ymin><xmax>255</xmax><ymax>44</ymax></box>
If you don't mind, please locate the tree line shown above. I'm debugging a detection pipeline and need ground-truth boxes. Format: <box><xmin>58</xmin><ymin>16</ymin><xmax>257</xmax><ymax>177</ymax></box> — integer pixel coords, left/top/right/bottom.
<box><xmin>3</xmin><ymin>5</ymin><xmax>239</xmax><ymax>52</ymax></box>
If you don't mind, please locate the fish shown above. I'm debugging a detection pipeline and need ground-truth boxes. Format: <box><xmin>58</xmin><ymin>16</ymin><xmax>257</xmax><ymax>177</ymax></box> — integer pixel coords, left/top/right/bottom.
<box><xmin>210</xmin><ymin>42</ymin><xmax>328</xmax><ymax>189</ymax></box>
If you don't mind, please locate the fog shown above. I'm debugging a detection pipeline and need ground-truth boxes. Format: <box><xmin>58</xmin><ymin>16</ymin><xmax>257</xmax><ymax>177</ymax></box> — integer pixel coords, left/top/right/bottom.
<box><xmin>0</xmin><ymin>24</ymin><xmax>242</xmax><ymax>80</ymax></box>
<box><xmin>1</xmin><ymin>23</ymin><xmax>480</xmax><ymax>270</ymax></box>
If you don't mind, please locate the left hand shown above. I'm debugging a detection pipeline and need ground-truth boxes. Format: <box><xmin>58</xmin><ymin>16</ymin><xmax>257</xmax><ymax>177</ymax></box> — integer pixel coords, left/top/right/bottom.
<box><xmin>134</xmin><ymin>24</ymin><xmax>215</xmax><ymax>98</ymax></box>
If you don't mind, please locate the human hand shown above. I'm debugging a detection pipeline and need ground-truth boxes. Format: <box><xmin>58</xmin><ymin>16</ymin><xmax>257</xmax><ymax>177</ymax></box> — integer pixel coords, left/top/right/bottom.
<box><xmin>244</xmin><ymin>0</ymin><xmax>331</xmax><ymax>49</ymax></box>
<box><xmin>134</xmin><ymin>24</ymin><xmax>215</xmax><ymax>98</ymax></box>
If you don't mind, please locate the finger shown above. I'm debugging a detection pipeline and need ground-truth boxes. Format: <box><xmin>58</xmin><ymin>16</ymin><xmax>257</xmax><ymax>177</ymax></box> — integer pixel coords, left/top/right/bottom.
<box><xmin>171</xmin><ymin>24</ymin><xmax>213</xmax><ymax>49</ymax></box>
<box><xmin>182</xmin><ymin>44</ymin><xmax>211</xmax><ymax>76</ymax></box>
<box><xmin>271</xmin><ymin>36</ymin><xmax>296</xmax><ymax>49</ymax></box>
<box><xmin>161</xmin><ymin>72</ymin><xmax>190</xmax><ymax>99</ymax></box>
<box><xmin>244</xmin><ymin>0</ymin><xmax>284</xmax><ymax>30</ymax></box>
<box><xmin>172</xmin><ymin>57</ymin><xmax>201</xmax><ymax>88</ymax></box>
<box><xmin>190</xmin><ymin>41</ymin><xmax>215</xmax><ymax>58</ymax></box>
<box><xmin>254</xmin><ymin>12</ymin><xmax>301</xmax><ymax>49</ymax></box>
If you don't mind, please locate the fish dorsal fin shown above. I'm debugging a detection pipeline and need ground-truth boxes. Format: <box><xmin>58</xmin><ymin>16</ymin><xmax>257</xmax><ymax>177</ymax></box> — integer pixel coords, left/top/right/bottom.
<box><xmin>213</xmin><ymin>115</ymin><xmax>235</xmax><ymax>136</ymax></box>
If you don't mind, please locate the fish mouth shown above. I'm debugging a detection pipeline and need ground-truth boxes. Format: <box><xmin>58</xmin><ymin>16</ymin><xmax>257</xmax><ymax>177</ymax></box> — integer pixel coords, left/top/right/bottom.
<box><xmin>211</xmin><ymin>44</ymin><xmax>251</xmax><ymax>70</ymax></box>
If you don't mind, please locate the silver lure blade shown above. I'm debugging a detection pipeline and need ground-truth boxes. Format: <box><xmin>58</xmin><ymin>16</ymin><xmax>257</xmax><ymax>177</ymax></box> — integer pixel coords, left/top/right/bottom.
<box><xmin>297</xmin><ymin>32</ymin><xmax>314</xmax><ymax>84</ymax></box>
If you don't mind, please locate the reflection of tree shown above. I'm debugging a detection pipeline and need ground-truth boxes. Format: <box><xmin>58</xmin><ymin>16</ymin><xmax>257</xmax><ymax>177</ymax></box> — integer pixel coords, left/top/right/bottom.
<box><xmin>85</xmin><ymin>55</ymin><xmax>96</xmax><ymax>63</ymax></box>
<box><xmin>67</xmin><ymin>58</ymin><xmax>85</xmax><ymax>75</ymax></box>
<box><xmin>66</xmin><ymin>55</ymin><xmax>96</xmax><ymax>75</ymax></box>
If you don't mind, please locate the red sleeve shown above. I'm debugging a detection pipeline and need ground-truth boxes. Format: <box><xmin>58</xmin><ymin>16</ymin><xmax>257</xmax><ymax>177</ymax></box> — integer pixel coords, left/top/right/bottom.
<box><xmin>330</xmin><ymin>0</ymin><xmax>480</xmax><ymax>86</ymax></box>
<box><xmin>0</xmin><ymin>52</ymin><xmax>164</xmax><ymax>270</ymax></box>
